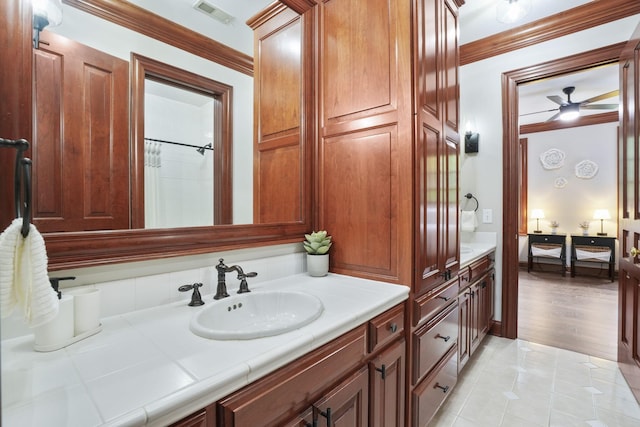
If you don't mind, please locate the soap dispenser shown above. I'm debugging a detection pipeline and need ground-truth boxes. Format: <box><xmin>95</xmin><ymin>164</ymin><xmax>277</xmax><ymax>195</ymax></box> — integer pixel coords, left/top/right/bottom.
<box><xmin>33</xmin><ymin>276</ymin><xmax>76</xmax><ymax>352</ymax></box>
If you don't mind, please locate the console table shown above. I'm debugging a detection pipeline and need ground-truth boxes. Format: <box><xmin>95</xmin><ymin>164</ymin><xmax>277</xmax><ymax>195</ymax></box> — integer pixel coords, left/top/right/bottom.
<box><xmin>570</xmin><ymin>235</ymin><xmax>616</xmax><ymax>282</ymax></box>
<box><xmin>527</xmin><ymin>233</ymin><xmax>566</xmax><ymax>276</ymax></box>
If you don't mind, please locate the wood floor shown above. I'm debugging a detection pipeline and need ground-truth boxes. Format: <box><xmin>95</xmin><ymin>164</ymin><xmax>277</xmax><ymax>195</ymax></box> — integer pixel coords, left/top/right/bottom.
<box><xmin>518</xmin><ymin>267</ymin><xmax>618</xmax><ymax>361</ymax></box>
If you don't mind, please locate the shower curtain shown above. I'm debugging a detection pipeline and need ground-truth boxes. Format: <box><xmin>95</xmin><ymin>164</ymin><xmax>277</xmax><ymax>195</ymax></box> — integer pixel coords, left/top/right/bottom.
<box><xmin>144</xmin><ymin>141</ymin><xmax>162</xmax><ymax>228</ymax></box>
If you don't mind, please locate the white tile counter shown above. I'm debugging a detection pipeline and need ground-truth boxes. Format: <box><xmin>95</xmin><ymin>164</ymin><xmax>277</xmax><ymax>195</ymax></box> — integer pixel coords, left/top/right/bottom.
<box><xmin>2</xmin><ymin>274</ymin><xmax>408</xmax><ymax>427</ymax></box>
<box><xmin>460</xmin><ymin>242</ymin><xmax>497</xmax><ymax>267</ymax></box>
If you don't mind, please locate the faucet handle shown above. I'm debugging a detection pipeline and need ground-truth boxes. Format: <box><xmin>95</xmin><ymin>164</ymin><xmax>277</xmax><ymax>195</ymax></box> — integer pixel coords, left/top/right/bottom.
<box><xmin>237</xmin><ymin>271</ymin><xmax>257</xmax><ymax>294</ymax></box>
<box><xmin>178</xmin><ymin>283</ymin><xmax>205</xmax><ymax>306</ymax></box>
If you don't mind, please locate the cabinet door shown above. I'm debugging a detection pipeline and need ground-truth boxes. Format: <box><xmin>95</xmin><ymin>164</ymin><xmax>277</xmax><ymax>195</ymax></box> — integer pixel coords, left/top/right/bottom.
<box><xmin>469</xmin><ymin>283</ymin><xmax>481</xmax><ymax>355</ymax></box>
<box><xmin>314</xmin><ymin>366</ymin><xmax>369</xmax><ymax>427</ymax></box>
<box><xmin>369</xmin><ymin>339</ymin><xmax>405</xmax><ymax>427</ymax></box>
<box><xmin>457</xmin><ymin>288</ymin><xmax>470</xmax><ymax>371</ymax></box>
<box><xmin>170</xmin><ymin>409</ymin><xmax>207</xmax><ymax>427</ymax></box>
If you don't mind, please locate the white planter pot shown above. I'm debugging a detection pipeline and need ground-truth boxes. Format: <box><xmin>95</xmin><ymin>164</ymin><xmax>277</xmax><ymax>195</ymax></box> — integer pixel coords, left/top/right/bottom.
<box><xmin>307</xmin><ymin>254</ymin><xmax>329</xmax><ymax>277</ymax></box>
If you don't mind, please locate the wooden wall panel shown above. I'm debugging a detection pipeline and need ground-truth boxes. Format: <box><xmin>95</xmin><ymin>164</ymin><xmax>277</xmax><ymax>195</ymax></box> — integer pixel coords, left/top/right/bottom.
<box><xmin>323</xmin><ymin>128</ymin><xmax>395</xmax><ymax>277</ymax></box>
<box><xmin>252</xmin><ymin>5</ymin><xmax>306</xmax><ymax>225</ymax></box>
<box><xmin>258</xmin><ymin>21</ymin><xmax>301</xmax><ymax>138</ymax></box>
<box><xmin>258</xmin><ymin>146</ymin><xmax>301</xmax><ymax>223</ymax></box>
<box><xmin>321</xmin><ymin>0</ymin><xmax>397</xmax><ymax>130</ymax></box>
<box><xmin>34</xmin><ymin>31</ymin><xmax>129</xmax><ymax>232</ymax></box>
<box><xmin>33</xmin><ymin>49</ymin><xmax>63</xmax><ymax>219</ymax></box>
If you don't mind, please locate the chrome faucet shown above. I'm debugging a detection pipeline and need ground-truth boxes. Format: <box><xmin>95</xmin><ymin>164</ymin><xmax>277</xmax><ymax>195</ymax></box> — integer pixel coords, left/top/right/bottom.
<box><xmin>214</xmin><ymin>258</ymin><xmax>258</xmax><ymax>299</ymax></box>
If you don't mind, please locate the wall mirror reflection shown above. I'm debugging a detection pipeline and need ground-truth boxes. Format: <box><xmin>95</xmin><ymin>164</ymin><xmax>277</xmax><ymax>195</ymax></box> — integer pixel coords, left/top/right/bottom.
<box><xmin>3</xmin><ymin>0</ymin><xmax>312</xmax><ymax>269</ymax></box>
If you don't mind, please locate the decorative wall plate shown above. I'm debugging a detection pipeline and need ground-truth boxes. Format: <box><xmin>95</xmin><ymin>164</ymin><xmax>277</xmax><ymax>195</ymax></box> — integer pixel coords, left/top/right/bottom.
<box><xmin>575</xmin><ymin>160</ymin><xmax>598</xmax><ymax>179</ymax></box>
<box><xmin>554</xmin><ymin>177</ymin><xmax>568</xmax><ymax>188</ymax></box>
<box><xmin>540</xmin><ymin>148</ymin><xmax>565</xmax><ymax>170</ymax></box>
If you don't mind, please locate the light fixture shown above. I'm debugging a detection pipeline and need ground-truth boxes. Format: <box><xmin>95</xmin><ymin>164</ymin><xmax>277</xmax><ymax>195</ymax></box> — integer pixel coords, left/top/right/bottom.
<box><xmin>464</xmin><ymin>121</ymin><xmax>479</xmax><ymax>153</ymax></box>
<box><xmin>32</xmin><ymin>0</ymin><xmax>63</xmax><ymax>49</ymax></box>
<box><xmin>496</xmin><ymin>0</ymin><xmax>531</xmax><ymax>24</ymax></box>
<box><xmin>593</xmin><ymin>209</ymin><xmax>611</xmax><ymax>236</ymax></box>
<box><xmin>531</xmin><ymin>209</ymin><xmax>544</xmax><ymax>234</ymax></box>
<box><xmin>559</xmin><ymin>103</ymin><xmax>580</xmax><ymax>121</ymax></box>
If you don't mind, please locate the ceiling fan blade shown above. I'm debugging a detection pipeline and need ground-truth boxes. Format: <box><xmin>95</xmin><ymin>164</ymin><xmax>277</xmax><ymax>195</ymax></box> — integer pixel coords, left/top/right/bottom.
<box><xmin>580</xmin><ymin>104</ymin><xmax>618</xmax><ymax>110</ymax></box>
<box><xmin>520</xmin><ymin>108</ymin><xmax>558</xmax><ymax>117</ymax></box>
<box><xmin>545</xmin><ymin>112</ymin><xmax>561</xmax><ymax>122</ymax></box>
<box><xmin>579</xmin><ymin>90</ymin><xmax>619</xmax><ymax>104</ymax></box>
<box><xmin>546</xmin><ymin>95</ymin><xmax>565</xmax><ymax>106</ymax></box>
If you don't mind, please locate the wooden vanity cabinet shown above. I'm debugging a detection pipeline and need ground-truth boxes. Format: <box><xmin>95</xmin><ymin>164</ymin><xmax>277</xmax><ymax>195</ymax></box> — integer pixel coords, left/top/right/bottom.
<box><xmin>458</xmin><ymin>254</ymin><xmax>495</xmax><ymax>373</ymax></box>
<box><xmin>215</xmin><ymin>303</ymin><xmax>405</xmax><ymax>427</ymax></box>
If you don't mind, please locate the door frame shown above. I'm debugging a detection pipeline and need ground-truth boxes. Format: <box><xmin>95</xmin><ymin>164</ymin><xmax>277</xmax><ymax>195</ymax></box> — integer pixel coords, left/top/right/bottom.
<box><xmin>501</xmin><ymin>42</ymin><xmax>625</xmax><ymax>339</ymax></box>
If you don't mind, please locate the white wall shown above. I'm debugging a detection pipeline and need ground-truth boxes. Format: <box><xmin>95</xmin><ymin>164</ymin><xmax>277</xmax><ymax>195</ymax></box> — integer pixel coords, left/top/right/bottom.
<box><xmin>459</xmin><ymin>15</ymin><xmax>640</xmax><ymax>321</ymax></box>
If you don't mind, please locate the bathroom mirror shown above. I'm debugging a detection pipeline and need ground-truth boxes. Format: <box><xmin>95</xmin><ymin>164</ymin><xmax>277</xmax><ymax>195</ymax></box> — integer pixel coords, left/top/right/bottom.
<box><xmin>4</xmin><ymin>0</ymin><xmax>315</xmax><ymax>268</ymax></box>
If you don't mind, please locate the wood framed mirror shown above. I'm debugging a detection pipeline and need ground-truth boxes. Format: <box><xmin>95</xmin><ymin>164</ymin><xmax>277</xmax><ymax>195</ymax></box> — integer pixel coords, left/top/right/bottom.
<box><xmin>0</xmin><ymin>0</ymin><xmax>316</xmax><ymax>270</ymax></box>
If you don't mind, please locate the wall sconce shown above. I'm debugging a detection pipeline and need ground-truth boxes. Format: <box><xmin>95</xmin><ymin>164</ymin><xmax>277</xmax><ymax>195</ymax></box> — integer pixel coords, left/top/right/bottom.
<box><xmin>464</xmin><ymin>131</ymin><xmax>479</xmax><ymax>153</ymax></box>
<box><xmin>32</xmin><ymin>0</ymin><xmax>63</xmax><ymax>49</ymax></box>
<box><xmin>531</xmin><ymin>209</ymin><xmax>544</xmax><ymax>233</ymax></box>
<box><xmin>496</xmin><ymin>0</ymin><xmax>531</xmax><ymax>24</ymax></box>
<box><xmin>464</xmin><ymin>121</ymin><xmax>479</xmax><ymax>153</ymax></box>
<box><xmin>593</xmin><ymin>209</ymin><xmax>611</xmax><ymax>236</ymax></box>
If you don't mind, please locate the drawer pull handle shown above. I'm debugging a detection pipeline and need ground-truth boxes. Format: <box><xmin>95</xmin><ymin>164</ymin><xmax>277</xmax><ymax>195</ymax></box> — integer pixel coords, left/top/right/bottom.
<box><xmin>389</xmin><ymin>323</ymin><xmax>398</xmax><ymax>333</ymax></box>
<box><xmin>435</xmin><ymin>334</ymin><xmax>451</xmax><ymax>342</ymax></box>
<box><xmin>376</xmin><ymin>364</ymin><xmax>387</xmax><ymax>380</ymax></box>
<box><xmin>437</xmin><ymin>295</ymin><xmax>450</xmax><ymax>301</ymax></box>
<box><xmin>319</xmin><ymin>408</ymin><xmax>332</xmax><ymax>426</ymax></box>
<box><xmin>434</xmin><ymin>383</ymin><xmax>449</xmax><ymax>393</ymax></box>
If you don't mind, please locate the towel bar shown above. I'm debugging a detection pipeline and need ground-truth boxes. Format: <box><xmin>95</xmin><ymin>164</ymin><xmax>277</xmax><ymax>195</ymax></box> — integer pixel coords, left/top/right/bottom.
<box><xmin>0</xmin><ymin>137</ymin><xmax>32</xmax><ymax>237</ymax></box>
<box><xmin>464</xmin><ymin>193</ymin><xmax>479</xmax><ymax>212</ymax></box>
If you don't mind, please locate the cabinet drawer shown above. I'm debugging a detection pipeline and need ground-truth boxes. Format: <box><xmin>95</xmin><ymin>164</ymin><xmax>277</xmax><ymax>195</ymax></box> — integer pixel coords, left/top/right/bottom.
<box><xmin>413</xmin><ymin>280</ymin><xmax>458</xmax><ymax>327</ymax></box>
<box><xmin>412</xmin><ymin>346</ymin><xmax>458</xmax><ymax>427</ymax></box>
<box><xmin>218</xmin><ymin>325</ymin><xmax>367</xmax><ymax>427</ymax></box>
<box><xmin>368</xmin><ymin>303</ymin><xmax>405</xmax><ymax>353</ymax></box>
<box><xmin>469</xmin><ymin>256</ymin><xmax>490</xmax><ymax>281</ymax></box>
<box><xmin>412</xmin><ymin>302</ymin><xmax>458</xmax><ymax>384</ymax></box>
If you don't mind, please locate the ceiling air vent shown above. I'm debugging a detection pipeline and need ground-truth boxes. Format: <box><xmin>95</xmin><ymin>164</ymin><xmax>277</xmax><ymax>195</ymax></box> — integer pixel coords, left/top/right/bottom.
<box><xmin>192</xmin><ymin>0</ymin><xmax>234</xmax><ymax>25</ymax></box>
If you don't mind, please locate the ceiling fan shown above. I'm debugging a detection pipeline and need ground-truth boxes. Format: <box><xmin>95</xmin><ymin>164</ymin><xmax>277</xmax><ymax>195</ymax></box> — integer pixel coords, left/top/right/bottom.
<box><xmin>521</xmin><ymin>86</ymin><xmax>619</xmax><ymax>122</ymax></box>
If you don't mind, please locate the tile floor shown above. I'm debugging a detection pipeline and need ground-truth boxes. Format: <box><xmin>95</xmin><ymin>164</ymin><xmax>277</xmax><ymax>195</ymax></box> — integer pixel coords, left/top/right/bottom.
<box><xmin>429</xmin><ymin>336</ymin><xmax>640</xmax><ymax>426</ymax></box>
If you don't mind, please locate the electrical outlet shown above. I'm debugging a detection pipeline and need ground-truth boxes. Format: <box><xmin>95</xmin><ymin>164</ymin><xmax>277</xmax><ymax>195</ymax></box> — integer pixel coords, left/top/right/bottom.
<box><xmin>482</xmin><ymin>208</ymin><xmax>492</xmax><ymax>224</ymax></box>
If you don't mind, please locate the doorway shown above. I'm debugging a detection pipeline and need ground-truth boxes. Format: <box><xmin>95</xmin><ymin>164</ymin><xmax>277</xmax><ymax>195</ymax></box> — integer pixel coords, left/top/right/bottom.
<box><xmin>501</xmin><ymin>42</ymin><xmax>625</xmax><ymax>340</ymax></box>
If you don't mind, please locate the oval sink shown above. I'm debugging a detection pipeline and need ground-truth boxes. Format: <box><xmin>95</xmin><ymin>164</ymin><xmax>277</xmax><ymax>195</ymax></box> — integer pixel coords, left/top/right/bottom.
<box><xmin>190</xmin><ymin>290</ymin><xmax>324</xmax><ymax>340</ymax></box>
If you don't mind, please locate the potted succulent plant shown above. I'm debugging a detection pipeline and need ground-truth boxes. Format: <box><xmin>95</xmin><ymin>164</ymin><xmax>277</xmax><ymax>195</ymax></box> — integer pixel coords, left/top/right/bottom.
<box><xmin>304</xmin><ymin>230</ymin><xmax>332</xmax><ymax>277</ymax></box>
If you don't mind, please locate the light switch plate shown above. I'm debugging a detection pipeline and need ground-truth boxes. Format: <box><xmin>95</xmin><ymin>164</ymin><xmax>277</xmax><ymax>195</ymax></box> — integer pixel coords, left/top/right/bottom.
<box><xmin>482</xmin><ymin>208</ymin><xmax>492</xmax><ymax>224</ymax></box>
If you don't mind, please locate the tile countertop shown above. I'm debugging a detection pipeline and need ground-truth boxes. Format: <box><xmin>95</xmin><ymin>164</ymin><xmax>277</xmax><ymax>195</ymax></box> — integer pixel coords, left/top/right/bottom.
<box><xmin>460</xmin><ymin>242</ymin><xmax>497</xmax><ymax>268</ymax></box>
<box><xmin>2</xmin><ymin>273</ymin><xmax>408</xmax><ymax>427</ymax></box>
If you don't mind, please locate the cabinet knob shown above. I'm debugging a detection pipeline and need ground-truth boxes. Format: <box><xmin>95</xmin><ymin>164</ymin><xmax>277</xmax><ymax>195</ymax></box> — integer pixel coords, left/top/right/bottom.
<box><xmin>631</xmin><ymin>247</ymin><xmax>639</xmax><ymax>257</ymax></box>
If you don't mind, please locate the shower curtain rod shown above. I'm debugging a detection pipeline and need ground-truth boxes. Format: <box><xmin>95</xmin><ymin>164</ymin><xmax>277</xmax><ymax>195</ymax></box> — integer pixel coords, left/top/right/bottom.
<box><xmin>144</xmin><ymin>137</ymin><xmax>213</xmax><ymax>151</ymax></box>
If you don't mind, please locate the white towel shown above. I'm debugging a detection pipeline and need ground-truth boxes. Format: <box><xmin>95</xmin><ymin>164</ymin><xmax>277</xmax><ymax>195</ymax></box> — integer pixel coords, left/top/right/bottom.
<box><xmin>0</xmin><ymin>218</ymin><xmax>58</xmax><ymax>328</ymax></box>
<box><xmin>460</xmin><ymin>210</ymin><xmax>478</xmax><ymax>232</ymax></box>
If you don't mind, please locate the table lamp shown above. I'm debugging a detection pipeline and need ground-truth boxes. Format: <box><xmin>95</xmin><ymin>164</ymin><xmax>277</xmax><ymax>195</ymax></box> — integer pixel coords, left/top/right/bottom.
<box><xmin>531</xmin><ymin>209</ymin><xmax>544</xmax><ymax>233</ymax></box>
<box><xmin>593</xmin><ymin>209</ymin><xmax>610</xmax><ymax>236</ymax></box>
